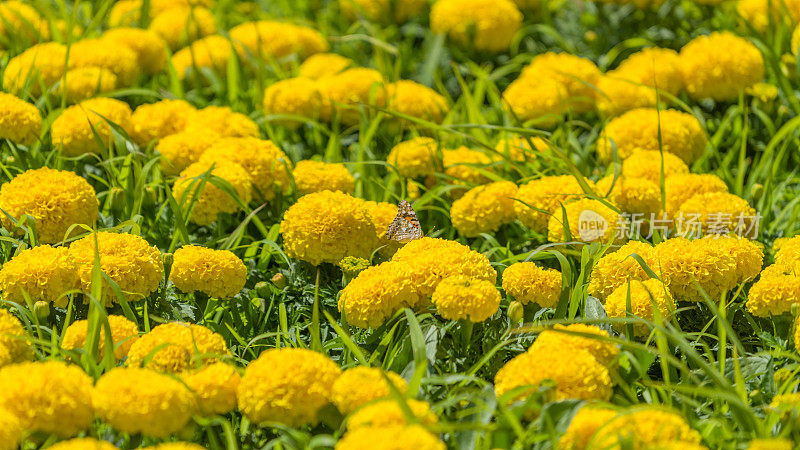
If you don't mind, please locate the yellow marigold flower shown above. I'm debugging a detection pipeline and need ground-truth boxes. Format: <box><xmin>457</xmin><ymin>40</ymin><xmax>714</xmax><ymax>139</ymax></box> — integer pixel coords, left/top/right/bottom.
<box><xmin>102</xmin><ymin>28</ymin><xmax>168</xmax><ymax>75</ymax></box>
<box><xmin>59</xmin><ymin>67</ymin><xmax>118</xmax><ymax>105</ymax></box>
<box><xmin>293</xmin><ymin>160</ymin><xmax>355</xmax><ymax>195</ymax></box>
<box><xmin>281</xmin><ymin>191</ymin><xmax>379</xmax><ymax>266</ymax></box>
<box><xmin>0</xmin><ymin>246</ymin><xmax>77</xmax><ymax>307</ymax></box>
<box><xmin>775</xmin><ymin>236</ymin><xmax>800</xmax><ymax>266</ymax></box>
<box><xmin>747</xmin><ymin>263</ymin><xmax>800</xmax><ymax>316</ymax></box>
<box><xmin>613</xmin><ymin>47</ymin><xmax>683</xmax><ymax>96</ymax></box>
<box><xmin>171</xmin><ymin>34</ymin><xmax>233</xmax><ymax>80</ymax></box>
<box><xmin>680</xmin><ymin>32</ymin><xmax>764</xmax><ymax>101</ymax></box>
<box><xmin>451</xmin><ymin>181</ymin><xmax>518</xmax><ymax>237</ymax></box>
<box><xmin>131</xmin><ymin>99</ymin><xmax>197</xmax><ymax>145</ymax></box>
<box><xmin>597</xmin><ymin>108</ymin><xmax>707</xmax><ymax>163</ymax></box>
<box><xmin>597</xmin><ymin>176</ymin><xmax>661</xmax><ymax>216</ymax></box>
<box><xmin>67</xmin><ymin>39</ymin><xmax>140</xmax><ymax>87</ymax></box>
<box><xmin>391</xmin><ymin>237</ymin><xmax>497</xmax><ymax>297</ymax></box>
<box><xmin>495</xmin><ymin>344</ymin><xmax>613</xmax><ymax>403</ymax></box>
<box><xmin>442</xmin><ymin>146</ymin><xmax>495</xmax><ymax>186</ymax></box>
<box><xmin>335</xmin><ymin>425</ymin><xmax>445</xmax><ymax>450</ymax></box>
<box><xmin>664</xmin><ymin>173</ymin><xmax>728</xmax><ymax>219</ymax></box>
<box><xmin>646</xmin><ymin>237</ymin><xmax>737</xmax><ymax>302</ymax></box>
<box><xmin>677</xmin><ymin>192</ymin><xmax>756</xmax><ymax>237</ymax></box>
<box><xmin>238</xmin><ymin>348</ymin><xmax>341</xmax><ymax>427</ymax></box>
<box><xmin>0</xmin><ymin>1</ymin><xmax>48</xmax><ymax>45</ymax></box>
<box><xmin>387</xmin><ymin>137</ymin><xmax>439</xmax><ymax>178</ymax></box>
<box><xmin>502</xmin><ymin>262</ymin><xmax>562</xmax><ymax>308</ymax></box>
<box><xmin>332</xmin><ymin>367</ymin><xmax>408</xmax><ymax>415</ymax></box>
<box><xmin>93</xmin><ymin>367</ymin><xmax>196</xmax><ymax>438</ymax></box>
<box><xmin>701</xmin><ymin>235</ymin><xmax>763</xmax><ymax>284</ymax></box>
<box><xmin>595</xmin><ymin>75</ymin><xmax>657</xmax><ymax>117</ymax></box>
<box><xmin>318</xmin><ymin>68</ymin><xmax>387</xmax><ymax>125</ymax></box>
<box><xmin>68</xmin><ymin>232</ymin><xmax>164</xmax><ymax>305</ymax></box>
<box><xmin>620</xmin><ymin>150</ymin><xmax>690</xmax><ymax>185</ymax></box>
<box><xmin>108</xmin><ymin>0</ymin><xmax>141</xmax><ymax>27</ymax></box>
<box><xmin>298</xmin><ymin>53</ymin><xmax>354</xmax><ymax>79</ymax></box>
<box><xmin>0</xmin><ymin>361</ymin><xmax>93</xmax><ymax>437</ymax></box>
<box><xmin>520</xmin><ymin>52</ymin><xmax>602</xmax><ymax>114</ymax></box>
<box><xmin>0</xmin><ymin>310</ymin><xmax>31</xmax><ymax>368</ymax></box>
<box><xmin>186</xmin><ymin>105</ymin><xmax>260</xmax><ymax>138</ymax></box>
<box><xmin>0</xmin><ymin>92</ymin><xmax>41</xmax><ymax>145</ymax></box>
<box><xmin>181</xmin><ymin>362</ymin><xmax>240</xmax><ymax>415</ymax></box>
<box><xmin>126</xmin><ymin>322</ymin><xmax>228</xmax><ymax>373</ymax></box>
<box><xmin>547</xmin><ymin>198</ymin><xmax>622</xmax><ymax>244</ymax></box>
<box><xmin>362</xmin><ymin>200</ymin><xmax>402</xmax><ymax>256</ymax></box>
<box><xmin>51</xmin><ymin>98</ymin><xmax>133</xmax><ymax>157</ymax></box>
<box><xmin>3</xmin><ymin>42</ymin><xmax>67</xmax><ymax>96</ymax></box>
<box><xmin>592</xmin><ymin>408</ymin><xmax>702</xmax><ymax>449</ymax></box>
<box><xmin>514</xmin><ymin>175</ymin><xmax>593</xmax><ymax>233</ymax></box>
<box><xmin>169</xmin><ymin>245</ymin><xmax>246</xmax><ymax>298</ymax></box>
<box><xmin>738</xmin><ymin>0</ymin><xmax>800</xmax><ymax>31</ymax></box>
<box><xmin>502</xmin><ymin>77</ymin><xmax>566</xmax><ymax>127</ymax></box>
<box><xmin>347</xmin><ymin>398</ymin><xmax>438</xmax><ymax>429</ymax></box>
<box><xmin>340</xmin><ymin>0</ymin><xmax>428</xmax><ymax>22</ymax></box>
<box><xmin>172</xmin><ymin>160</ymin><xmax>253</xmax><ymax>225</ymax></box>
<box><xmin>432</xmin><ymin>275</ymin><xmax>501</xmax><ymax>322</ymax></box>
<box><xmin>199</xmin><ymin>137</ymin><xmax>292</xmax><ymax>201</ymax></box>
<box><xmin>0</xmin><ymin>167</ymin><xmax>98</xmax><ymax>244</ymax></box>
<box><xmin>605</xmin><ymin>278</ymin><xmax>674</xmax><ymax>336</ymax></box>
<box><xmin>229</xmin><ymin>21</ymin><xmax>328</xmax><ymax>61</ymax></box>
<box><xmin>559</xmin><ymin>406</ymin><xmax>618</xmax><ymax>450</ymax></box>
<box><xmin>495</xmin><ymin>135</ymin><xmax>549</xmax><ymax>162</ymax></box>
<box><xmin>48</xmin><ymin>438</ymin><xmax>117</xmax><ymax>450</ymax></box>
<box><xmin>533</xmin><ymin>324</ymin><xmax>620</xmax><ymax>368</ymax></box>
<box><xmin>157</xmin><ymin>128</ymin><xmax>220</xmax><ymax>176</ymax></box>
<box><xmin>430</xmin><ymin>0</ymin><xmax>523</xmax><ymax>52</ymax></box>
<box><xmin>149</xmin><ymin>6</ymin><xmax>217</xmax><ymax>50</ymax></box>
<box><xmin>338</xmin><ymin>261</ymin><xmax>423</xmax><ymax>328</ymax></box>
<box><xmin>262</xmin><ymin>77</ymin><xmax>324</xmax><ymax>128</ymax></box>
<box><xmin>588</xmin><ymin>240</ymin><xmax>654</xmax><ymax>301</ymax></box>
<box><xmin>62</xmin><ymin>315</ymin><xmax>139</xmax><ymax>360</ymax></box>
<box><xmin>747</xmin><ymin>438</ymin><xmax>794</xmax><ymax>450</ymax></box>
<box><xmin>770</xmin><ymin>392</ymin><xmax>800</xmax><ymax>415</ymax></box>
<box><xmin>387</xmin><ymin>80</ymin><xmax>448</xmax><ymax>125</ymax></box>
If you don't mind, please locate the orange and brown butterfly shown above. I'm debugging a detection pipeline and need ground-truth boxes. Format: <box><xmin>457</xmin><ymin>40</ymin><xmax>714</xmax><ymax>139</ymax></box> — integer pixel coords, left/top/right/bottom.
<box><xmin>386</xmin><ymin>200</ymin><xmax>423</xmax><ymax>243</ymax></box>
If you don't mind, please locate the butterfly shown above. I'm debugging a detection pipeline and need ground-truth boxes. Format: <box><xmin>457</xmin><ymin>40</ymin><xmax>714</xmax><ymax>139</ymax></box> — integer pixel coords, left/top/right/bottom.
<box><xmin>386</xmin><ymin>200</ymin><xmax>423</xmax><ymax>243</ymax></box>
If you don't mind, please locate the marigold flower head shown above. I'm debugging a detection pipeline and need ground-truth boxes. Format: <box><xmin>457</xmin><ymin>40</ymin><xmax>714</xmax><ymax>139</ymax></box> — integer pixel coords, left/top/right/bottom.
<box><xmin>102</xmin><ymin>28</ymin><xmax>168</xmax><ymax>75</ymax></box>
<box><xmin>170</xmin><ymin>245</ymin><xmax>246</xmax><ymax>298</ymax></box>
<box><xmin>347</xmin><ymin>398</ymin><xmax>438</xmax><ymax>429</ymax></box>
<box><xmin>620</xmin><ymin>150</ymin><xmax>690</xmax><ymax>186</ymax></box>
<box><xmin>595</xmin><ymin>75</ymin><xmax>657</xmax><ymax>117</ymax></box>
<box><xmin>93</xmin><ymin>367</ymin><xmax>196</xmax><ymax>438</ymax></box>
<box><xmin>451</xmin><ymin>181</ymin><xmax>517</xmax><ymax>237</ymax></box>
<box><xmin>332</xmin><ymin>367</ymin><xmax>408</xmax><ymax>415</ymax></box>
<box><xmin>588</xmin><ymin>240</ymin><xmax>654</xmax><ymax>301</ymax></box>
<box><xmin>157</xmin><ymin>128</ymin><xmax>220</xmax><ymax>176</ymax></box>
<box><xmin>0</xmin><ymin>310</ymin><xmax>31</xmax><ymax>368</ymax></box>
<box><xmin>558</xmin><ymin>405</ymin><xmax>618</xmax><ymax>450</ymax></box>
<box><xmin>340</xmin><ymin>0</ymin><xmax>428</xmax><ymax>22</ymax></box>
<box><xmin>293</xmin><ymin>160</ymin><xmax>355</xmax><ymax>195</ymax></box>
<box><xmin>181</xmin><ymin>362</ymin><xmax>240</xmax><ymax>415</ymax></box>
<box><xmin>108</xmin><ymin>0</ymin><xmax>141</xmax><ymax>26</ymax></box>
<box><xmin>0</xmin><ymin>361</ymin><xmax>93</xmax><ymax>437</ymax></box>
<box><xmin>502</xmin><ymin>77</ymin><xmax>566</xmax><ymax>127</ymax></box>
<box><xmin>298</xmin><ymin>53</ymin><xmax>354</xmax><ymax>79</ymax></box>
<box><xmin>0</xmin><ymin>93</ymin><xmax>41</xmax><ymax>145</ymax></box>
<box><xmin>664</xmin><ymin>173</ymin><xmax>728</xmax><ymax>219</ymax></box>
<box><xmin>431</xmin><ymin>275</ymin><xmax>501</xmax><ymax>322</ymax></box>
<box><xmin>262</xmin><ymin>77</ymin><xmax>324</xmax><ymax>128</ymax></box>
<box><xmin>318</xmin><ymin>68</ymin><xmax>387</xmax><ymax>124</ymax></box>
<box><xmin>738</xmin><ymin>0</ymin><xmax>800</xmax><ymax>31</ymax></box>
<box><xmin>442</xmin><ymin>146</ymin><xmax>496</xmax><ymax>186</ymax></box>
<box><xmin>747</xmin><ymin>263</ymin><xmax>800</xmax><ymax>316</ymax></box>
<box><xmin>238</xmin><ymin>348</ymin><xmax>341</xmax><ymax>427</ymax></box>
<box><xmin>613</xmin><ymin>47</ymin><xmax>683</xmax><ymax>96</ymax></box>
<box><xmin>3</xmin><ymin>42</ymin><xmax>67</xmax><ymax>96</ymax></box>
<box><xmin>514</xmin><ymin>175</ymin><xmax>594</xmax><ymax>233</ymax></box>
<box><xmin>677</xmin><ymin>192</ymin><xmax>756</xmax><ymax>237</ymax></box>
<box><xmin>67</xmin><ymin>39</ymin><xmax>140</xmax><ymax>87</ymax></box>
<box><xmin>533</xmin><ymin>324</ymin><xmax>619</xmax><ymax>368</ymax></box>
<box><xmin>62</xmin><ymin>315</ymin><xmax>139</xmax><ymax>360</ymax></box>
<box><xmin>387</xmin><ymin>137</ymin><xmax>439</xmax><ymax>178</ymax></box>
<box><xmin>361</xmin><ymin>200</ymin><xmax>402</xmax><ymax>255</ymax></box>
<box><xmin>387</xmin><ymin>80</ymin><xmax>448</xmax><ymax>125</ymax></box>
<box><xmin>338</xmin><ymin>261</ymin><xmax>423</xmax><ymax>328</ymax></box>
<box><xmin>0</xmin><ymin>167</ymin><xmax>98</xmax><ymax>244</ymax></box>
<box><xmin>775</xmin><ymin>235</ymin><xmax>800</xmax><ymax>266</ymax></box>
<box><xmin>520</xmin><ymin>52</ymin><xmax>602</xmax><ymax>114</ymax></box>
<box><xmin>281</xmin><ymin>191</ymin><xmax>379</xmax><ymax>265</ymax></box>
<box><xmin>126</xmin><ymin>322</ymin><xmax>228</xmax><ymax>373</ymax></box>
<box><xmin>502</xmin><ymin>262</ymin><xmax>562</xmax><ymax>308</ymax></box>
<box><xmin>335</xmin><ymin>425</ymin><xmax>445</xmax><ymax>450</ymax></box>
<box><xmin>680</xmin><ymin>32</ymin><xmax>765</xmax><ymax>101</ymax></box>
<box><xmin>605</xmin><ymin>278</ymin><xmax>674</xmax><ymax>336</ymax></box>
<box><xmin>548</xmin><ymin>198</ymin><xmax>623</xmax><ymax>244</ymax></box>
<box><xmin>0</xmin><ymin>245</ymin><xmax>77</xmax><ymax>307</ymax></box>
<box><xmin>172</xmin><ymin>160</ymin><xmax>253</xmax><ymax>225</ymax></box>
<box><xmin>172</xmin><ymin>34</ymin><xmax>233</xmax><ymax>79</ymax></box>
<box><xmin>700</xmin><ymin>235</ymin><xmax>763</xmax><ymax>284</ymax></box>
<box><xmin>746</xmin><ymin>438</ymin><xmax>794</xmax><ymax>450</ymax></box>
<box><xmin>186</xmin><ymin>106</ymin><xmax>260</xmax><ymax>138</ymax></box>
<box><xmin>495</xmin><ymin>344</ymin><xmax>613</xmax><ymax>403</ymax></box>
<box><xmin>199</xmin><ymin>137</ymin><xmax>291</xmax><ymax>201</ymax></box>
<box><xmin>0</xmin><ymin>1</ymin><xmax>48</xmax><ymax>45</ymax></box>
<box><xmin>494</xmin><ymin>136</ymin><xmax>549</xmax><ymax>162</ymax></box>
<box><xmin>68</xmin><ymin>232</ymin><xmax>164</xmax><ymax>305</ymax></box>
<box><xmin>58</xmin><ymin>67</ymin><xmax>118</xmax><ymax>105</ymax></box>
<box><xmin>51</xmin><ymin>98</ymin><xmax>133</xmax><ymax>157</ymax></box>
<box><xmin>149</xmin><ymin>6</ymin><xmax>217</xmax><ymax>50</ymax></box>
<box><xmin>229</xmin><ymin>20</ymin><xmax>328</xmax><ymax>61</ymax></box>
<box><xmin>430</xmin><ymin>0</ymin><xmax>523</xmax><ymax>52</ymax></box>
<box><xmin>597</xmin><ymin>176</ymin><xmax>661</xmax><ymax>216</ymax></box>
<box><xmin>592</xmin><ymin>408</ymin><xmax>702</xmax><ymax>449</ymax></box>
<box><xmin>131</xmin><ymin>99</ymin><xmax>197</xmax><ymax>145</ymax></box>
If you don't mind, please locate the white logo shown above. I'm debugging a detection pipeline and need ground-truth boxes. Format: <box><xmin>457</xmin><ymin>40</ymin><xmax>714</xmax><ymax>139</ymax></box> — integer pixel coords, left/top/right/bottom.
<box><xmin>578</xmin><ymin>209</ymin><xmax>608</xmax><ymax>241</ymax></box>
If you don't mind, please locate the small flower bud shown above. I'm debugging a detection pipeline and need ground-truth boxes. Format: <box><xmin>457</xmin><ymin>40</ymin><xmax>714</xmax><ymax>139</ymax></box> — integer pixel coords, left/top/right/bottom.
<box><xmin>507</xmin><ymin>300</ymin><xmax>524</xmax><ymax>322</ymax></box>
<box><xmin>271</xmin><ymin>273</ymin><xmax>287</xmax><ymax>289</ymax></box>
<box><xmin>33</xmin><ymin>301</ymin><xmax>50</xmax><ymax>320</ymax></box>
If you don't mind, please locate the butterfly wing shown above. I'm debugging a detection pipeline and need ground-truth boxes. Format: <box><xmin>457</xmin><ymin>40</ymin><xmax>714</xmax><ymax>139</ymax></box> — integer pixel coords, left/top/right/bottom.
<box><xmin>386</xmin><ymin>201</ymin><xmax>423</xmax><ymax>243</ymax></box>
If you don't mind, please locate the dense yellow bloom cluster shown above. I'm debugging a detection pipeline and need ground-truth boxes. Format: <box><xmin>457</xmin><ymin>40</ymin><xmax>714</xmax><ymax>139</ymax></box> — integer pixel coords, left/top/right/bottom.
<box><xmin>299</xmin><ymin>53</ymin><xmax>354</xmax><ymax>79</ymax></box>
<box><xmin>0</xmin><ymin>246</ymin><xmax>76</xmax><ymax>306</ymax></box>
<box><xmin>0</xmin><ymin>310</ymin><xmax>31</xmax><ymax>368</ymax></box>
<box><xmin>664</xmin><ymin>173</ymin><xmax>729</xmax><ymax>219</ymax></box>
<box><xmin>172</xmin><ymin>160</ymin><xmax>253</xmax><ymax>225</ymax></box>
<box><xmin>126</xmin><ymin>322</ymin><xmax>228</xmax><ymax>372</ymax></box>
<box><xmin>229</xmin><ymin>20</ymin><xmax>328</xmax><ymax>61</ymax></box>
<box><xmin>200</xmin><ymin>137</ymin><xmax>292</xmax><ymax>201</ymax></box>
<box><xmin>597</xmin><ymin>176</ymin><xmax>660</xmax><ymax>216</ymax></box>
<box><xmin>102</xmin><ymin>27</ymin><xmax>168</xmax><ymax>75</ymax></box>
<box><xmin>431</xmin><ymin>275</ymin><xmax>501</xmax><ymax>322</ymax></box>
<box><xmin>680</xmin><ymin>32</ymin><xmax>764</xmax><ymax>101</ymax></box>
<box><xmin>131</xmin><ymin>99</ymin><xmax>197</xmax><ymax>145</ymax></box>
<box><xmin>0</xmin><ymin>93</ymin><xmax>41</xmax><ymax>145</ymax></box>
<box><xmin>592</xmin><ymin>408</ymin><xmax>703</xmax><ymax>448</ymax></box>
<box><xmin>502</xmin><ymin>262</ymin><xmax>562</xmax><ymax>307</ymax></box>
<box><xmin>67</xmin><ymin>39</ymin><xmax>140</xmax><ymax>87</ymax></box>
<box><xmin>61</xmin><ymin>315</ymin><xmax>139</xmax><ymax>360</ymax></box>
<box><xmin>533</xmin><ymin>324</ymin><xmax>620</xmax><ymax>367</ymax></box>
<box><xmin>605</xmin><ymin>278</ymin><xmax>675</xmax><ymax>336</ymax></box>
<box><xmin>588</xmin><ymin>240</ymin><xmax>654</xmax><ymax>301</ymax></box>
<box><xmin>335</xmin><ymin>425</ymin><xmax>445</xmax><ymax>450</ymax></box>
<box><xmin>495</xmin><ymin>136</ymin><xmax>549</xmax><ymax>162</ymax></box>
<box><xmin>450</xmin><ymin>181</ymin><xmax>518</xmax><ymax>237</ymax></box>
<box><xmin>646</xmin><ymin>237</ymin><xmax>738</xmax><ymax>301</ymax></box>
<box><xmin>746</xmin><ymin>439</ymin><xmax>794</xmax><ymax>450</ymax></box>
<box><xmin>387</xmin><ymin>137</ymin><xmax>439</xmax><ymax>178</ymax></box>
<box><xmin>0</xmin><ymin>167</ymin><xmax>98</xmax><ymax>244</ymax></box>
<box><xmin>547</xmin><ymin>199</ymin><xmax>622</xmax><ymax>244</ymax></box>
<box><xmin>238</xmin><ymin>348</ymin><xmax>341</xmax><ymax>427</ymax></box>
<box><xmin>338</xmin><ymin>261</ymin><xmax>423</xmax><ymax>327</ymax></box>
<box><xmin>182</xmin><ymin>362</ymin><xmax>241</xmax><ymax>415</ymax></box>
<box><xmin>172</xmin><ymin>35</ymin><xmax>234</xmax><ymax>79</ymax></box>
<box><xmin>170</xmin><ymin>246</ymin><xmax>247</xmax><ymax>298</ymax></box>
<box><xmin>187</xmin><ymin>106</ymin><xmax>260</xmax><ymax>138</ymax></box>
<box><xmin>613</xmin><ymin>47</ymin><xmax>684</xmax><ymax>96</ymax></box>
<box><xmin>149</xmin><ymin>6</ymin><xmax>217</xmax><ymax>50</ymax></box>
<box><xmin>748</xmin><ymin>262</ymin><xmax>800</xmax><ymax>316</ymax></box>
<box><xmin>347</xmin><ymin>398</ymin><xmax>438</xmax><ymax>429</ymax></box>
<box><xmin>157</xmin><ymin>128</ymin><xmax>220</xmax><ymax>176</ymax></box>
<box><xmin>514</xmin><ymin>175</ymin><xmax>593</xmax><ymax>233</ymax></box>
<box><xmin>430</xmin><ymin>0</ymin><xmax>523</xmax><ymax>52</ymax></box>
<box><xmin>0</xmin><ymin>1</ymin><xmax>48</xmax><ymax>45</ymax></box>
<box><xmin>332</xmin><ymin>367</ymin><xmax>408</xmax><ymax>414</ymax></box>
<box><xmin>677</xmin><ymin>192</ymin><xmax>756</xmax><ymax>236</ymax></box>
<box><xmin>502</xmin><ymin>77</ymin><xmax>566</xmax><ymax>127</ymax></box>
<box><xmin>620</xmin><ymin>150</ymin><xmax>689</xmax><ymax>185</ymax></box>
<box><xmin>262</xmin><ymin>77</ymin><xmax>324</xmax><ymax>127</ymax></box>
<box><xmin>93</xmin><ymin>367</ymin><xmax>196</xmax><ymax>437</ymax></box>
<box><xmin>595</xmin><ymin>75</ymin><xmax>657</xmax><ymax>117</ymax></box>
<box><xmin>362</xmin><ymin>200</ymin><xmax>402</xmax><ymax>256</ymax></box>
<box><xmin>48</xmin><ymin>438</ymin><xmax>117</xmax><ymax>450</ymax></box>
<box><xmin>558</xmin><ymin>405</ymin><xmax>618</xmax><ymax>450</ymax></box>
<box><xmin>51</xmin><ymin>98</ymin><xmax>133</xmax><ymax>157</ymax></box>
<box><xmin>318</xmin><ymin>68</ymin><xmax>387</xmax><ymax>124</ymax></box>
<box><xmin>293</xmin><ymin>160</ymin><xmax>355</xmax><ymax>195</ymax></box>
<box><xmin>442</xmin><ymin>146</ymin><xmax>496</xmax><ymax>186</ymax></box>
<box><xmin>387</xmin><ymin>80</ymin><xmax>449</xmax><ymax>125</ymax></box>
<box><xmin>60</xmin><ymin>67</ymin><xmax>117</xmax><ymax>104</ymax></box>
<box><xmin>339</xmin><ymin>0</ymin><xmax>428</xmax><ymax>22</ymax></box>
<box><xmin>4</xmin><ymin>42</ymin><xmax>68</xmax><ymax>95</ymax></box>
<box><xmin>520</xmin><ymin>52</ymin><xmax>602</xmax><ymax>114</ymax></box>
